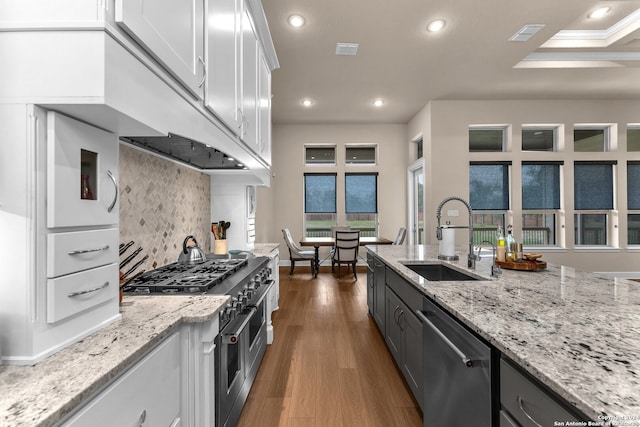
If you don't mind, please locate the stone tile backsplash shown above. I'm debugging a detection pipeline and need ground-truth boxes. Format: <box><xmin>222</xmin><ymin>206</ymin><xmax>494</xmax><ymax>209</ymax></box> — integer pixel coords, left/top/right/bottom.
<box><xmin>119</xmin><ymin>144</ymin><xmax>211</xmax><ymax>273</ymax></box>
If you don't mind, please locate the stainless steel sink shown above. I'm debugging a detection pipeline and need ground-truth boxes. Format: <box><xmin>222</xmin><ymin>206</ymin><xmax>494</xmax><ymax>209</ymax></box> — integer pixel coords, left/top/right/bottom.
<box><xmin>402</xmin><ymin>263</ymin><xmax>479</xmax><ymax>281</ymax></box>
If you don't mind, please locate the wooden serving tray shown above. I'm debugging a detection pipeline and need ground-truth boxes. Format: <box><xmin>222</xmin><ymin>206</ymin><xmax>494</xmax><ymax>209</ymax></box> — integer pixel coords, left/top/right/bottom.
<box><xmin>495</xmin><ymin>259</ymin><xmax>547</xmax><ymax>271</ymax></box>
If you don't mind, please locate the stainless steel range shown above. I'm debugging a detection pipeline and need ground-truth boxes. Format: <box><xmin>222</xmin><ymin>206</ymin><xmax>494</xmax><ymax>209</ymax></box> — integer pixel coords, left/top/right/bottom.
<box><xmin>123</xmin><ymin>254</ymin><xmax>274</xmax><ymax>427</ymax></box>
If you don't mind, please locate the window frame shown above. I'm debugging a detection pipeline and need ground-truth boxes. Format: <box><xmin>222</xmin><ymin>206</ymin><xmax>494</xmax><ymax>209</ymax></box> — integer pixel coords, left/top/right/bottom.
<box><xmin>304</xmin><ymin>144</ymin><xmax>337</xmax><ymax>166</ymax></box>
<box><xmin>521</xmin><ymin>161</ymin><xmax>563</xmax><ymax>247</ymax></box>
<box><xmin>627</xmin><ymin>161</ymin><xmax>640</xmax><ymax>246</ymax></box>
<box><xmin>345</xmin><ymin>172</ymin><xmax>379</xmax><ymax>237</ymax></box>
<box><xmin>345</xmin><ymin>144</ymin><xmax>377</xmax><ymax>165</ymax></box>
<box><xmin>573</xmin><ymin>161</ymin><xmax>616</xmax><ymax>246</ymax></box>
<box><xmin>469</xmin><ymin>162</ymin><xmax>511</xmax><ymax>244</ymax></box>
<box><xmin>521</xmin><ymin>126</ymin><xmax>558</xmax><ymax>152</ymax></box>
<box><xmin>303</xmin><ymin>173</ymin><xmax>337</xmax><ymax>237</ymax></box>
<box><xmin>573</xmin><ymin>125</ymin><xmax>611</xmax><ymax>152</ymax></box>
<box><xmin>469</xmin><ymin>126</ymin><xmax>508</xmax><ymax>152</ymax></box>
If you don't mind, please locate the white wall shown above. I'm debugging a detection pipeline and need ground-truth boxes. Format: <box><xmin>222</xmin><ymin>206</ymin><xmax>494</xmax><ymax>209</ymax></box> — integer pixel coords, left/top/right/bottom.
<box><xmin>256</xmin><ymin>123</ymin><xmax>408</xmax><ymax>261</ymax></box>
<box><xmin>408</xmin><ymin>99</ymin><xmax>640</xmax><ymax>274</ymax></box>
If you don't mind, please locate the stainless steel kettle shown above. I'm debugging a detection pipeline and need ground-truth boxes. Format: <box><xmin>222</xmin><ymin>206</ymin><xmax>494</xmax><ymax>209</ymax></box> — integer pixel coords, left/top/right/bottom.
<box><xmin>178</xmin><ymin>235</ymin><xmax>206</xmax><ymax>264</ymax></box>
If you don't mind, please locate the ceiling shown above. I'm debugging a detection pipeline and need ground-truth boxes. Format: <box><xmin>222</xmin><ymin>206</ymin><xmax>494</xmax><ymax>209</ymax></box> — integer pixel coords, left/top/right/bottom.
<box><xmin>261</xmin><ymin>0</ymin><xmax>640</xmax><ymax>125</ymax></box>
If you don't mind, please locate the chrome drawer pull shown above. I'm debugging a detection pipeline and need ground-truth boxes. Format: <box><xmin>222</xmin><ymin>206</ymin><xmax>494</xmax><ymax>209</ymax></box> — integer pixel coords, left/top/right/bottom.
<box><xmin>67</xmin><ymin>245</ymin><xmax>110</xmax><ymax>255</ymax></box>
<box><xmin>517</xmin><ymin>395</ymin><xmax>544</xmax><ymax>427</ymax></box>
<box><xmin>107</xmin><ymin>170</ymin><xmax>118</xmax><ymax>213</ymax></box>
<box><xmin>417</xmin><ymin>310</ymin><xmax>474</xmax><ymax>368</ymax></box>
<box><xmin>68</xmin><ymin>281</ymin><xmax>109</xmax><ymax>297</ymax></box>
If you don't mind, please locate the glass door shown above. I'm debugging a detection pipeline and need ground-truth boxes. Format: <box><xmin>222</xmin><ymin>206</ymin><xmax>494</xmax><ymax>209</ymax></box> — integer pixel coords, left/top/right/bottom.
<box><xmin>409</xmin><ymin>164</ymin><xmax>425</xmax><ymax>244</ymax></box>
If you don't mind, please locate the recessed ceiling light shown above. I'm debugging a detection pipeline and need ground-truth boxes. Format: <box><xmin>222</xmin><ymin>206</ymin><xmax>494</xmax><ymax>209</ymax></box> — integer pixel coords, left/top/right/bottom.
<box><xmin>373</xmin><ymin>99</ymin><xmax>384</xmax><ymax>107</ymax></box>
<box><xmin>588</xmin><ymin>6</ymin><xmax>610</xmax><ymax>19</ymax></box>
<box><xmin>288</xmin><ymin>14</ymin><xmax>305</xmax><ymax>28</ymax></box>
<box><xmin>301</xmin><ymin>98</ymin><xmax>314</xmax><ymax>107</ymax></box>
<box><xmin>427</xmin><ymin>19</ymin><xmax>446</xmax><ymax>32</ymax></box>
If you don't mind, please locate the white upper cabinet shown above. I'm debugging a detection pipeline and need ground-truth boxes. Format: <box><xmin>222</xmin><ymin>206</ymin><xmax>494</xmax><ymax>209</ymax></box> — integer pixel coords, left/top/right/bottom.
<box><xmin>205</xmin><ymin>0</ymin><xmax>241</xmax><ymax>131</ymax></box>
<box><xmin>240</xmin><ymin>6</ymin><xmax>259</xmax><ymax>151</ymax></box>
<box><xmin>258</xmin><ymin>50</ymin><xmax>271</xmax><ymax>165</ymax></box>
<box><xmin>47</xmin><ymin>111</ymin><xmax>119</xmax><ymax>228</ymax></box>
<box><xmin>115</xmin><ymin>0</ymin><xmax>205</xmax><ymax>99</ymax></box>
<box><xmin>206</xmin><ymin>0</ymin><xmax>263</xmax><ymax>155</ymax></box>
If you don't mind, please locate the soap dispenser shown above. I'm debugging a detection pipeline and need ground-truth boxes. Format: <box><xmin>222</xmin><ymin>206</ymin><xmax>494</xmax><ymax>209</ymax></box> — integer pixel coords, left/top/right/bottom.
<box><xmin>496</xmin><ymin>226</ymin><xmax>506</xmax><ymax>262</ymax></box>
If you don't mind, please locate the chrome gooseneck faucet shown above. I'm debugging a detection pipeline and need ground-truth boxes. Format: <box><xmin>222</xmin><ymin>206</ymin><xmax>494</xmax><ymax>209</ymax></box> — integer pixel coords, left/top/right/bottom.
<box><xmin>436</xmin><ymin>196</ymin><xmax>478</xmax><ymax>269</ymax></box>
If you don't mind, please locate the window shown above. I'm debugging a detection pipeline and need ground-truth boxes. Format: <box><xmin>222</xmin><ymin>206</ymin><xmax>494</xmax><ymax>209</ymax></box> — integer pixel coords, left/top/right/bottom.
<box><xmin>628</xmin><ymin>162</ymin><xmax>640</xmax><ymax>245</ymax></box>
<box><xmin>628</xmin><ymin>127</ymin><xmax>640</xmax><ymax>152</ymax></box>
<box><xmin>573</xmin><ymin>127</ymin><xmax>609</xmax><ymax>152</ymax></box>
<box><xmin>414</xmin><ymin>136</ymin><xmax>423</xmax><ymax>160</ymax></box>
<box><xmin>469</xmin><ymin>127</ymin><xmax>506</xmax><ymax>152</ymax></box>
<box><xmin>469</xmin><ymin>162</ymin><xmax>510</xmax><ymax>243</ymax></box>
<box><xmin>345</xmin><ymin>173</ymin><xmax>378</xmax><ymax>236</ymax></box>
<box><xmin>345</xmin><ymin>146</ymin><xmax>376</xmax><ymax>164</ymax></box>
<box><xmin>574</xmin><ymin>162</ymin><xmax>615</xmax><ymax>245</ymax></box>
<box><xmin>522</xmin><ymin>127</ymin><xmax>556</xmax><ymax>151</ymax></box>
<box><xmin>522</xmin><ymin>162</ymin><xmax>562</xmax><ymax>246</ymax></box>
<box><xmin>305</xmin><ymin>146</ymin><xmax>335</xmax><ymax>165</ymax></box>
<box><xmin>304</xmin><ymin>173</ymin><xmax>336</xmax><ymax>236</ymax></box>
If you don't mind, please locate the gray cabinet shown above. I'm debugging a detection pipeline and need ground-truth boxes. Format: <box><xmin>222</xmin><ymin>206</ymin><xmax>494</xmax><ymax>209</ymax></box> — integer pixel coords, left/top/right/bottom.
<box><xmin>500</xmin><ymin>358</ymin><xmax>582</xmax><ymax>426</ymax></box>
<box><xmin>384</xmin><ymin>269</ymin><xmax>423</xmax><ymax>409</ymax></box>
<box><xmin>366</xmin><ymin>251</ymin><xmax>386</xmax><ymax>333</ymax></box>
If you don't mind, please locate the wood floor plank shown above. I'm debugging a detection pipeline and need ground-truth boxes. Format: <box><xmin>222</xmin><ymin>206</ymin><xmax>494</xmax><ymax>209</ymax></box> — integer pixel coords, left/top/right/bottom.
<box><xmin>236</xmin><ymin>268</ymin><xmax>422</xmax><ymax>427</ymax></box>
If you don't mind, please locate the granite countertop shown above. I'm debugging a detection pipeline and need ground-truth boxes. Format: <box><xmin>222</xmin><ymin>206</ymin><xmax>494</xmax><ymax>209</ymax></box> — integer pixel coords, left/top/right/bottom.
<box><xmin>252</xmin><ymin>243</ymin><xmax>279</xmax><ymax>258</ymax></box>
<box><xmin>367</xmin><ymin>244</ymin><xmax>640</xmax><ymax>422</ymax></box>
<box><xmin>0</xmin><ymin>295</ymin><xmax>229</xmax><ymax>427</ymax></box>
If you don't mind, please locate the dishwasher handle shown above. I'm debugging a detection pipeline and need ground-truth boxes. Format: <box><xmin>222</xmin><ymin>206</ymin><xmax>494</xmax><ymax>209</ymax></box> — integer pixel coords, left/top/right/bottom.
<box><xmin>417</xmin><ymin>309</ymin><xmax>474</xmax><ymax>368</ymax></box>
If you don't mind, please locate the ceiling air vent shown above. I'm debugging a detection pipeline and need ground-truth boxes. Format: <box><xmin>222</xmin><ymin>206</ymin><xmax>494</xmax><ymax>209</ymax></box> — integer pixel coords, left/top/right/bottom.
<box><xmin>336</xmin><ymin>43</ymin><xmax>359</xmax><ymax>55</ymax></box>
<box><xmin>509</xmin><ymin>24</ymin><xmax>545</xmax><ymax>42</ymax></box>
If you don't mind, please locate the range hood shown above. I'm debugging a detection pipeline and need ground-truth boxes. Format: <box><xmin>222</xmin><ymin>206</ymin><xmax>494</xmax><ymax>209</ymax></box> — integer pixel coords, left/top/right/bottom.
<box><xmin>120</xmin><ymin>134</ymin><xmax>247</xmax><ymax>170</ymax></box>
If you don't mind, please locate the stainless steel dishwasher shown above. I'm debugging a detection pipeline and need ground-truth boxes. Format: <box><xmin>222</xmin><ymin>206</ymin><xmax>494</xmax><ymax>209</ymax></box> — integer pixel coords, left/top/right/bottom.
<box><xmin>417</xmin><ymin>297</ymin><xmax>494</xmax><ymax>427</ymax></box>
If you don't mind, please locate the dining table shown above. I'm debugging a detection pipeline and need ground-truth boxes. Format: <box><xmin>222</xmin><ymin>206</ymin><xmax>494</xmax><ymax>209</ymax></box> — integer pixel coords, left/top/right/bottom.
<box><xmin>299</xmin><ymin>236</ymin><xmax>394</xmax><ymax>278</ymax></box>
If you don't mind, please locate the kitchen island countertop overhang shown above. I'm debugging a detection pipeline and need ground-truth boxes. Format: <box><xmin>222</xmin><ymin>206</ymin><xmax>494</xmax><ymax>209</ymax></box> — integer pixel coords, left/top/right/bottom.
<box><xmin>367</xmin><ymin>244</ymin><xmax>640</xmax><ymax>422</ymax></box>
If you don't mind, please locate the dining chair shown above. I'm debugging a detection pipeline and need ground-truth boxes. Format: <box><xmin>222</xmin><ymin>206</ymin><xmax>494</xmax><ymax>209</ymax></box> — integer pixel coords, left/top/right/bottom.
<box><xmin>282</xmin><ymin>228</ymin><xmax>316</xmax><ymax>276</ymax></box>
<box><xmin>393</xmin><ymin>227</ymin><xmax>407</xmax><ymax>245</ymax></box>
<box><xmin>331</xmin><ymin>230</ymin><xmax>361</xmax><ymax>279</ymax></box>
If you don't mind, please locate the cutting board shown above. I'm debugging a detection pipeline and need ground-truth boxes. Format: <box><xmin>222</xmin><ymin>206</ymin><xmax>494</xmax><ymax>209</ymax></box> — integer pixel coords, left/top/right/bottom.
<box><xmin>495</xmin><ymin>259</ymin><xmax>547</xmax><ymax>271</ymax></box>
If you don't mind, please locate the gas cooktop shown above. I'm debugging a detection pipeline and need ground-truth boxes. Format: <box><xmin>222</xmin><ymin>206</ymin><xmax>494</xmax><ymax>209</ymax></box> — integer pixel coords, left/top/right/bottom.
<box><xmin>123</xmin><ymin>257</ymin><xmax>249</xmax><ymax>294</ymax></box>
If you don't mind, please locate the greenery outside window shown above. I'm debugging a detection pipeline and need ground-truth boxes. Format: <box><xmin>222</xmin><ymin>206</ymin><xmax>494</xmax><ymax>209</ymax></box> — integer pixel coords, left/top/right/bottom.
<box><xmin>628</xmin><ymin>162</ymin><xmax>640</xmax><ymax>245</ymax></box>
<box><xmin>628</xmin><ymin>126</ymin><xmax>640</xmax><ymax>152</ymax></box>
<box><xmin>304</xmin><ymin>173</ymin><xmax>337</xmax><ymax>236</ymax></box>
<box><xmin>345</xmin><ymin>145</ymin><xmax>376</xmax><ymax>165</ymax></box>
<box><xmin>345</xmin><ymin>173</ymin><xmax>378</xmax><ymax>237</ymax></box>
<box><xmin>469</xmin><ymin>162</ymin><xmax>510</xmax><ymax>243</ymax></box>
<box><xmin>573</xmin><ymin>127</ymin><xmax>609</xmax><ymax>152</ymax></box>
<box><xmin>305</xmin><ymin>146</ymin><xmax>336</xmax><ymax>165</ymax></box>
<box><xmin>574</xmin><ymin>162</ymin><xmax>615</xmax><ymax>245</ymax></box>
<box><xmin>469</xmin><ymin>127</ymin><xmax>506</xmax><ymax>152</ymax></box>
<box><xmin>522</xmin><ymin>127</ymin><xmax>556</xmax><ymax>151</ymax></box>
<box><xmin>522</xmin><ymin>162</ymin><xmax>561</xmax><ymax>245</ymax></box>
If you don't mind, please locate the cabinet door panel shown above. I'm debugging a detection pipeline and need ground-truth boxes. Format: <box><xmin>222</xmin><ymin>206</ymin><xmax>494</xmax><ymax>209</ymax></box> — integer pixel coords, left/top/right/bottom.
<box><xmin>63</xmin><ymin>333</ymin><xmax>182</xmax><ymax>427</ymax></box>
<box><xmin>402</xmin><ymin>309</ymin><xmax>423</xmax><ymax>407</ymax></box>
<box><xmin>258</xmin><ymin>51</ymin><xmax>271</xmax><ymax>164</ymax></box>
<box><xmin>46</xmin><ymin>112</ymin><xmax>118</xmax><ymax>228</ymax></box>
<box><xmin>115</xmin><ymin>0</ymin><xmax>204</xmax><ymax>97</ymax></box>
<box><xmin>385</xmin><ymin>287</ymin><xmax>403</xmax><ymax>365</ymax></box>
<box><xmin>206</xmin><ymin>0</ymin><xmax>241</xmax><ymax>130</ymax></box>
<box><xmin>241</xmin><ymin>5</ymin><xmax>258</xmax><ymax>148</ymax></box>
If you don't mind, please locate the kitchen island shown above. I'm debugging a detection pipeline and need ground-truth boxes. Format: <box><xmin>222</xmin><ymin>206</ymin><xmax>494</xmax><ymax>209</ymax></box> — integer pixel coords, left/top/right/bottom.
<box><xmin>0</xmin><ymin>295</ymin><xmax>228</xmax><ymax>427</ymax></box>
<box><xmin>368</xmin><ymin>244</ymin><xmax>640</xmax><ymax>423</ymax></box>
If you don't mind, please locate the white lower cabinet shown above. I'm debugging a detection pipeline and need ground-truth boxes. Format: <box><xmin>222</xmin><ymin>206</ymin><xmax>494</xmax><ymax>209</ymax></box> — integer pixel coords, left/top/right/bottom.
<box><xmin>62</xmin><ymin>332</ymin><xmax>183</xmax><ymax>427</ymax></box>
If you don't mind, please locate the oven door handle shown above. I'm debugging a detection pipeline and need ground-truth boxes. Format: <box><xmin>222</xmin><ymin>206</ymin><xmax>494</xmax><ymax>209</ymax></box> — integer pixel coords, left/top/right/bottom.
<box><xmin>221</xmin><ymin>307</ymin><xmax>256</xmax><ymax>344</ymax></box>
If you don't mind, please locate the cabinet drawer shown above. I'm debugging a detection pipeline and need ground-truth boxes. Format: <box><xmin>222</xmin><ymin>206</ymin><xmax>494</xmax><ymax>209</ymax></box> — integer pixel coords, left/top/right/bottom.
<box><xmin>63</xmin><ymin>332</ymin><xmax>182</xmax><ymax>427</ymax></box>
<box><xmin>501</xmin><ymin>358</ymin><xmax>580</xmax><ymax>426</ymax></box>
<box><xmin>385</xmin><ymin>267</ymin><xmax>421</xmax><ymax>313</ymax></box>
<box><xmin>47</xmin><ymin>228</ymin><xmax>119</xmax><ymax>278</ymax></box>
<box><xmin>47</xmin><ymin>263</ymin><xmax>118</xmax><ymax>324</ymax></box>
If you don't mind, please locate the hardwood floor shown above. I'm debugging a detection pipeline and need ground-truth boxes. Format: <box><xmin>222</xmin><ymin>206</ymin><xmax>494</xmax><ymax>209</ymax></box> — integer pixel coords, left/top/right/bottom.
<box><xmin>237</xmin><ymin>267</ymin><xmax>423</xmax><ymax>427</ymax></box>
